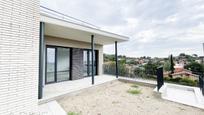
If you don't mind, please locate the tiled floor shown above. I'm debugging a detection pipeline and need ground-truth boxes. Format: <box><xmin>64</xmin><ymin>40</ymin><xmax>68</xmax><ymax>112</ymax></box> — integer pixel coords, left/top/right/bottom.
<box><xmin>40</xmin><ymin>75</ymin><xmax>117</xmax><ymax>103</ymax></box>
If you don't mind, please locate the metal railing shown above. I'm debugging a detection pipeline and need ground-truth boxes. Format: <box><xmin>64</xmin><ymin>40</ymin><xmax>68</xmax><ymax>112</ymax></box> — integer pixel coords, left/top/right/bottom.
<box><xmin>40</xmin><ymin>5</ymin><xmax>100</xmax><ymax>29</ymax></box>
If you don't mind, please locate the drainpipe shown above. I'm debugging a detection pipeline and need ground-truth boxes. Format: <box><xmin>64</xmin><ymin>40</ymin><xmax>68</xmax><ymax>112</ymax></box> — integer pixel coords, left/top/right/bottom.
<box><xmin>115</xmin><ymin>41</ymin><xmax>118</xmax><ymax>78</ymax></box>
<box><xmin>91</xmin><ymin>35</ymin><xmax>95</xmax><ymax>84</ymax></box>
<box><xmin>39</xmin><ymin>22</ymin><xmax>44</xmax><ymax>99</ymax></box>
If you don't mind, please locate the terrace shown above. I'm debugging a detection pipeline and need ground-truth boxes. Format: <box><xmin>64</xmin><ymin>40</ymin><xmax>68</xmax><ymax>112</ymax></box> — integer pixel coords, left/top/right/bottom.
<box><xmin>39</xmin><ymin>75</ymin><xmax>116</xmax><ymax>104</ymax></box>
<box><xmin>40</xmin><ymin>79</ymin><xmax>204</xmax><ymax>115</ymax></box>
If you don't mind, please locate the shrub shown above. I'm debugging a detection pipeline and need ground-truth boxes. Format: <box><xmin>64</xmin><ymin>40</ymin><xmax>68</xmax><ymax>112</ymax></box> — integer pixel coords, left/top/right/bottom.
<box><xmin>67</xmin><ymin>112</ymin><xmax>80</xmax><ymax>115</ymax></box>
<box><xmin>164</xmin><ymin>77</ymin><xmax>170</xmax><ymax>81</ymax></box>
<box><xmin>179</xmin><ymin>78</ymin><xmax>197</xmax><ymax>86</ymax></box>
<box><xmin>131</xmin><ymin>84</ymin><xmax>139</xmax><ymax>88</ymax></box>
<box><xmin>169</xmin><ymin>77</ymin><xmax>182</xmax><ymax>82</ymax></box>
<box><xmin>127</xmin><ymin>89</ymin><xmax>141</xmax><ymax>95</ymax></box>
<box><xmin>164</xmin><ymin>77</ymin><xmax>197</xmax><ymax>86</ymax></box>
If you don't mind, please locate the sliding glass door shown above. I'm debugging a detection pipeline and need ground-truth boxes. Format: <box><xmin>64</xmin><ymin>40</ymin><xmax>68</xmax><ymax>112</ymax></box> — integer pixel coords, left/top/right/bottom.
<box><xmin>46</xmin><ymin>46</ymin><xmax>70</xmax><ymax>84</ymax></box>
<box><xmin>83</xmin><ymin>50</ymin><xmax>98</xmax><ymax>77</ymax></box>
<box><xmin>57</xmin><ymin>48</ymin><xmax>70</xmax><ymax>82</ymax></box>
<box><xmin>83</xmin><ymin>50</ymin><xmax>88</xmax><ymax>76</ymax></box>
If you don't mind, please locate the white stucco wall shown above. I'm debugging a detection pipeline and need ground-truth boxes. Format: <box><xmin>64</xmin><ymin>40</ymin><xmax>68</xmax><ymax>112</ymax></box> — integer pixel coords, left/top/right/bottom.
<box><xmin>0</xmin><ymin>0</ymin><xmax>40</xmax><ymax>114</ymax></box>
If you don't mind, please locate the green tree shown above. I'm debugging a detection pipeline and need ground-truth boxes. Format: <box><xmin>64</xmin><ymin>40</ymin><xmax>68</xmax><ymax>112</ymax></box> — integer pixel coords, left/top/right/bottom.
<box><xmin>144</xmin><ymin>61</ymin><xmax>158</xmax><ymax>75</ymax></box>
<box><xmin>184</xmin><ymin>62</ymin><xmax>204</xmax><ymax>73</ymax></box>
<box><xmin>170</xmin><ymin>54</ymin><xmax>175</xmax><ymax>74</ymax></box>
<box><xmin>179</xmin><ymin>53</ymin><xmax>186</xmax><ymax>57</ymax></box>
<box><xmin>104</xmin><ymin>54</ymin><xmax>115</xmax><ymax>62</ymax></box>
<box><xmin>164</xmin><ymin>61</ymin><xmax>171</xmax><ymax>71</ymax></box>
<box><xmin>134</xmin><ymin>67</ymin><xmax>145</xmax><ymax>77</ymax></box>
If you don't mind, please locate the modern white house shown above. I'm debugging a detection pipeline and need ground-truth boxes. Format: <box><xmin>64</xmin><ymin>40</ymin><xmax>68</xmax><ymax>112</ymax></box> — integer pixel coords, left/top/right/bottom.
<box><xmin>0</xmin><ymin>0</ymin><xmax>128</xmax><ymax>114</ymax></box>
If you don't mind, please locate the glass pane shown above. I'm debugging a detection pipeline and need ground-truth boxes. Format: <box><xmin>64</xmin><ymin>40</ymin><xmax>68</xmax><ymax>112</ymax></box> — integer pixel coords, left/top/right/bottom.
<box><xmin>57</xmin><ymin>48</ymin><xmax>70</xmax><ymax>82</ymax></box>
<box><xmin>88</xmin><ymin>50</ymin><xmax>97</xmax><ymax>76</ymax></box>
<box><xmin>83</xmin><ymin>51</ymin><xmax>88</xmax><ymax>76</ymax></box>
<box><xmin>46</xmin><ymin>48</ymin><xmax>55</xmax><ymax>83</ymax></box>
<box><xmin>83</xmin><ymin>50</ymin><xmax>97</xmax><ymax>76</ymax></box>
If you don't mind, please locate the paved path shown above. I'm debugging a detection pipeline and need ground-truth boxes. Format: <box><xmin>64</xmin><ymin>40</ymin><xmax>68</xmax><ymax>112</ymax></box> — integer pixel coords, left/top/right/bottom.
<box><xmin>38</xmin><ymin>101</ymin><xmax>66</xmax><ymax>115</ymax></box>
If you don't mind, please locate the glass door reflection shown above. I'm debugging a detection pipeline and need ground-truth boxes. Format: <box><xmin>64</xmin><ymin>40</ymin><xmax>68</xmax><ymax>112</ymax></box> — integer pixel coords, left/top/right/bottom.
<box><xmin>57</xmin><ymin>48</ymin><xmax>70</xmax><ymax>82</ymax></box>
<box><xmin>46</xmin><ymin>46</ymin><xmax>70</xmax><ymax>84</ymax></box>
<box><xmin>46</xmin><ymin>48</ymin><xmax>56</xmax><ymax>83</ymax></box>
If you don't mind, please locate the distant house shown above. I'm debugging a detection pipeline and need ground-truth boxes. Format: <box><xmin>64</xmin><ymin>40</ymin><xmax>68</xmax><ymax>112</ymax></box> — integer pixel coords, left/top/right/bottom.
<box><xmin>164</xmin><ymin>64</ymin><xmax>198</xmax><ymax>80</ymax></box>
<box><xmin>174</xmin><ymin>63</ymin><xmax>184</xmax><ymax>73</ymax></box>
<box><xmin>171</xmin><ymin>69</ymin><xmax>199</xmax><ymax>80</ymax></box>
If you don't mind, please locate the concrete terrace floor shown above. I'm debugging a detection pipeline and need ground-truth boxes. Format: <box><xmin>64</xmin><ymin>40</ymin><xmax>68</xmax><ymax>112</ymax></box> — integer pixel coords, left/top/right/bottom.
<box><xmin>40</xmin><ymin>75</ymin><xmax>117</xmax><ymax>103</ymax></box>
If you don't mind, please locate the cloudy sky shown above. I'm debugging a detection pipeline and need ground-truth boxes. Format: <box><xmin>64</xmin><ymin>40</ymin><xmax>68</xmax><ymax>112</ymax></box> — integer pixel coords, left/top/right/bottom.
<box><xmin>41</xmin><ymin>0</ymin><xmax>204</xmax><ymax>57</ymax></box>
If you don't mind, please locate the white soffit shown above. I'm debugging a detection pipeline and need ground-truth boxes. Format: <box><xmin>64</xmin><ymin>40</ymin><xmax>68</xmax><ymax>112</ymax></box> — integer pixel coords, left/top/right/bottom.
<box><xmin>40</xmin><ymin>14</ymin><xmax>129</xmax><ymax>45</ymax></box>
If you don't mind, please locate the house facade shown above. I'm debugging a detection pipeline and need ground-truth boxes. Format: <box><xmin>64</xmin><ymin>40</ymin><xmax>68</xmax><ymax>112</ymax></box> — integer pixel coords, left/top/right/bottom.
<box><xmin>0</xmin><ymin>0</ymin><xmax>128</xmax><ymax>114</ymax></box>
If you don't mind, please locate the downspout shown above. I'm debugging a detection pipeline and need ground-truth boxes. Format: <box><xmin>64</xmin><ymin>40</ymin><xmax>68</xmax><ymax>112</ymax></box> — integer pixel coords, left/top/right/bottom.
<box><xmin>38</xmin><ymin>22</ymin><xmax>44</xmax><ymax>99</ymax></box>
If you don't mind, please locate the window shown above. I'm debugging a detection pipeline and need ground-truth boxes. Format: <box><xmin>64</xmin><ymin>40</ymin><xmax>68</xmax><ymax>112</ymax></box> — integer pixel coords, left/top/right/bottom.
<box><xmin>46</xmin><ymin>46</ymin><xmax>70</xmax><ymax>84</ymax></box>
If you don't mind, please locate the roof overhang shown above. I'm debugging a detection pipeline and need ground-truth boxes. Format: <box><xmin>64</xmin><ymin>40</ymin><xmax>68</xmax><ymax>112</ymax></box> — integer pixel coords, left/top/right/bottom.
<box><xmin>40</xmin><ymin>14</ymin><xmax>129</xmax><ymax>45</ymax></box>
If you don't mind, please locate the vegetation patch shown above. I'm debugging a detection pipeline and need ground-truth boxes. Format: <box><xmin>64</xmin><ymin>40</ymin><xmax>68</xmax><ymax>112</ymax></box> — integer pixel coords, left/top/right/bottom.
<box><xmin>131</xmin><ymin>84</ymin><xmax>139</xmax><ymax>88</ymax></box>
<box><xmin>164</xmin><ymin>77</ymin><xmax>198</xmax><ymax>86</ymax></box>
<box><xmin>67</xmin><ymin>112</ymin><xmax>80</xmax><ymax>115</ymax></box>
<box><xmin>127</xmin><ymin>89</ymin><xmax>141</xmax><ymax>95</ymax></box>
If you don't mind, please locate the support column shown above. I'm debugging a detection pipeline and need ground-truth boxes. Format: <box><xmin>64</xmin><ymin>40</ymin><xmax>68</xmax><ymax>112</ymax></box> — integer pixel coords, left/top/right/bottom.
<box><xmin>115</xmin><ymin>41</ymin><xmax>118</xmax><ymax>78</ymax></box>
<box><xmin>39</xmin><ymin>22</ymin><xmax>44</xmax><ymax>99</ymax></box>
<box><xmin>91</xmin><ymin>35</ymin><xmax>95</xmax><ymax>84</ymax></box>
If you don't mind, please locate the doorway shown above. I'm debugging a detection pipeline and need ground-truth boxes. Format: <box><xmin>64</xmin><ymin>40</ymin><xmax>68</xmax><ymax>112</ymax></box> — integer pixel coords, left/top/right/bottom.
<box><xmin>83</xmin><ymin>50</ymin><xmax>98</xmax><ymax>77</ymax></box>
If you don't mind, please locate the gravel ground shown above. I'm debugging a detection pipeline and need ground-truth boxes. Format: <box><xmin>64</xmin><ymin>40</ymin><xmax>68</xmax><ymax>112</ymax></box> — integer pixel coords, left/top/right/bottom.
<box><xmin>57</xmin><ymin>81</ymin><xmax>204</xmax><ymax>115</ymax></box>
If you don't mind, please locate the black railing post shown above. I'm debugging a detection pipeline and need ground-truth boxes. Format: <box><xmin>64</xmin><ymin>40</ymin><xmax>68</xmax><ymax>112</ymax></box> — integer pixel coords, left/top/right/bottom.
<box><xmin>91</xmin><ymin>35</ymin><xmax>95</xmax><ymax>85</ymax></box>
<box><xmin>115</xmin><ymin>41</ymin><xmax>118</xmax><ymax>78</ymax></box>
<box><xmin>199</xmin><ymin>73</ymin><xmax>204</xmax><ymax>96</ymax></box>
<box><xmin>196</xmin><ymin>72</ymin><xmax>204</xmax><ymax>96</ymax></box>
<box><xmin>157</xmin><ymin>66</ymin><xmax>164</xmax><ymax>91</ymax></box>
<box><xmin>202</xmin><ymin>77</ymin><xmax>204</xmax><ymax>96</ymax></box>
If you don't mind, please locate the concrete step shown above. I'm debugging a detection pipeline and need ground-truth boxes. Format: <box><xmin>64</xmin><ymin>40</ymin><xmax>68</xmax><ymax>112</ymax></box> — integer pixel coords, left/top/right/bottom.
<box><xmin>39</xmin><ymin>101</ymin><xmax>66</xmax><ymax>115</ymax></box>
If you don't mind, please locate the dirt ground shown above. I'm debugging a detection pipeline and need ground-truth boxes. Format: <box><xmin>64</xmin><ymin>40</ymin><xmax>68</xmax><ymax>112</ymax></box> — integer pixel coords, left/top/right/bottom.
<box><xmin>57</xmin><ymin>81</ymin><xmax>204</xmax><ymax>115</ymax></box>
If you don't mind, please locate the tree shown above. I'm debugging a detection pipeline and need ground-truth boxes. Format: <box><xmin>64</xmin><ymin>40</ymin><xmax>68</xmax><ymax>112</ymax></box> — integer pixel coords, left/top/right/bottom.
<box><xmin>134</xmin><ymin>67</ymin><xmax>145</xmax><ymax>77</ymax></box>
<box><xmin>144</xmin><ymin>61</ymin><xmax>158</xmax><ymax>75</ymax></box>
<box><xmin>192</xmin><ymin>54</ymin><xmax>198</xmax><ymax>57</ymax></box>
<box><xmin>179</xmin><ymin>53</ymin><xmax>186</xmax><ymax>57</ymax></box>
<box><xmin>170</xmin><ymin>54</ymin><xmax>175</xmax><ymax>74</ymax></box>
<box><xmin>164</xmin><ymin>61</ymin><xmax>171</xmax><ymax>71</ymax></box>
<box><xmin>104</xmin><ymin>54</ymin><xmax>115</xmax><ymax>62</ymax></box>
<box><xmin>184</xmin><ymin>62</ymin><xmax>204</xmax><ymax>73</ymax></box>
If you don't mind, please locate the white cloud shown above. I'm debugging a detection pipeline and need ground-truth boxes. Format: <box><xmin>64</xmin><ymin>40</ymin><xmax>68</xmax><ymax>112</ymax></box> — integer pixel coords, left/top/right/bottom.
<box><xmin>41</xmin><ymin>0</ymin><xmax>204</xmax><ymax>57</ymax></box>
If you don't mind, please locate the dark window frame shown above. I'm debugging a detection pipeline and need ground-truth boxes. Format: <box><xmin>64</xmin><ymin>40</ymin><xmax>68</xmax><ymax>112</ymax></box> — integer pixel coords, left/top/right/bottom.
<box><xmin>45</xmin><ymin>45</ymin><xmax>99</xmax><ymax>84</ymax></box>
<box><xmin>45</xmin><ymin>45</ymin><xmax>71</xmax><ymax>84</ymax></box>
<box><xmin>83</xmin><ymin>49</ymin><xmax>98</xmax><ymax>77</ymax></box>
